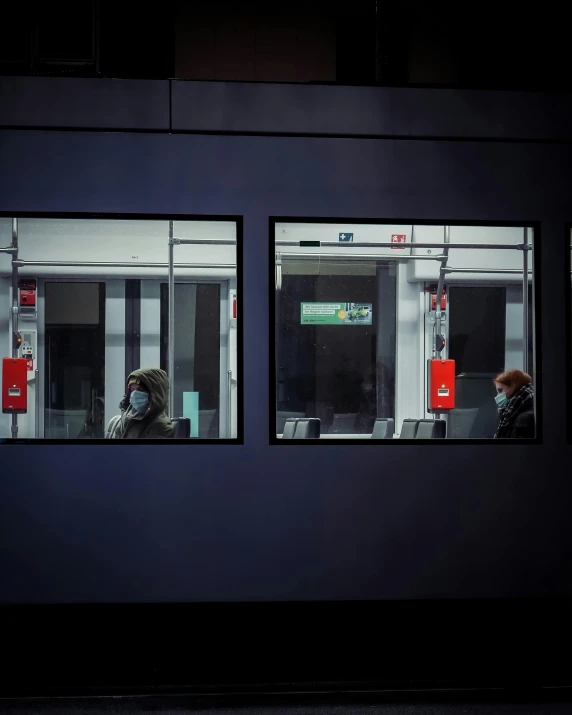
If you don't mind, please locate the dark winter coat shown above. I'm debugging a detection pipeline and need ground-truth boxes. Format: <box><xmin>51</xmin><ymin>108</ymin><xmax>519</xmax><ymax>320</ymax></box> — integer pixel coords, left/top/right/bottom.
<box><xmin>494</xmin><ymin>384</ymin><xmax>535</xmax><ymax>439</ymax></box>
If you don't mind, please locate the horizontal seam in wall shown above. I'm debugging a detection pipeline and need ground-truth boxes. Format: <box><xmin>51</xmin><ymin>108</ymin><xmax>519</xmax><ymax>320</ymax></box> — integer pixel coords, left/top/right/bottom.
<box><xmin>0</xmin><ymin>125</ymin><xmax>571</xmax><ymax>145</ymax></box>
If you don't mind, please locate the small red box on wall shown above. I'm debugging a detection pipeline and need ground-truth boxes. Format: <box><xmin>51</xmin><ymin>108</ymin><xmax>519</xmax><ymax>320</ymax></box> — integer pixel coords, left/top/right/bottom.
<box><xmin>428</xmin><ymin>359</ymin><xmax>455</xmax><ymax>411</ymax></box>
<box><xmin>431</xmin><ymin>292</ymin><xmax>447</xmax><ymax>310</ymax></box>
<box><xmin>20</xmin><ymin>289</ymin><xmax>36</xmax><ymax>307</ymax></box>
<box><xmin>2</xmin><ymin>358</ymin><xmax>28</xmax><ymax>414</ymax></box>
<box><xmin>19</xmin><ymin>279</ymin><xmax>36</xmax><ymax>307</ymax></box>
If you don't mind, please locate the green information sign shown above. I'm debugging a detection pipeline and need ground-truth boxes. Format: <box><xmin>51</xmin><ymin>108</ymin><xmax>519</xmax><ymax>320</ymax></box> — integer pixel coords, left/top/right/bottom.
<box><xmin>300</xmin><ymin>302</ymin><xmax>373</xmax><ymax>325</ymax></box>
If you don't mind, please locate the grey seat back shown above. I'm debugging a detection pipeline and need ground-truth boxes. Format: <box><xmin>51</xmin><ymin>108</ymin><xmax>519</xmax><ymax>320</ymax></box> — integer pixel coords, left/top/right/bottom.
<box><xmin>172</xmin><ymin>417</ymin><xmax>190</xmax><ymax>438</ymax></box>
<box><xmin>399</xmin><ymin>419</ymin><xmax>419</xmax><ymax>438</ymax></box>
<box><xmin>293</xmin><ymin>418</ymin><xmax>321</xmax><ymax>439</ymax></box>
<box><xmin>455</xmin><ymin>372</ymin><xmax>498</xmax><ymax>438</ymax></box>
<box><xmin>276</xmin><ymin>410</ymin><xmax>305</xmax><ymax>434</ymax></box>
<box><xmin>416</xmin><ymin>419</ymin><xmax>446</xmax><ymax>439</ymax></box>
<box><xmin>446</xmin><ymin>408</ymin><xmax>479</xmax><ymax>438</ymax></box>
<box><xmin>332</xmin><ymin>413</ymin><xmax>357</xmax><ymax>433</ymax></box>
<box><xmin>199</xmin><ymin>409</ymin><xmax>218</xmax><ymax>438</ymax></box>
<box><xmin>282</xmin><ymin>418</ymin><xmax>298</xmax><ymax>439</ymax></box>
<box><xmin>371</xmin><ymin>418</ymin><xmax>395</xmax><ymax>439</ymax></box>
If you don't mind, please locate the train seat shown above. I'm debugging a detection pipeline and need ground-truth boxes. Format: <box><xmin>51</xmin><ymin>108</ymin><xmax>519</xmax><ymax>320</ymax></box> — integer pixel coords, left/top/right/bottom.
<box><xmin>415</xmin><ymin>419</ymin><xmax>446</xmax><ymax>438</ymax></box>
<box><xmin>399</xmin><ymin>419</ymin><xmax>419</xmax><ymax>438</ymax></box>
<box><xmin>171</xmin><ymin>417</ymin><xmax>191</xmax><ymax>438</ymax></box>
<box><xmin>371</xmin><ymin>418</ymin><xmax>395</xmax><ymax>439</ymax></box>
<box><xmin>293</xmin><ymin>418</ymin><xmax>321</xmax><ymax>439</ymax></box>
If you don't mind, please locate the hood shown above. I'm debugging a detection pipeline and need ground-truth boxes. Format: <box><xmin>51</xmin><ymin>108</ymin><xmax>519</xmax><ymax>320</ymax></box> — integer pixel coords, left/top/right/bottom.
<box><xmin>120</xmin><ymin>367</ymin><xmax>170</xmax><ymax>415</ymax></box>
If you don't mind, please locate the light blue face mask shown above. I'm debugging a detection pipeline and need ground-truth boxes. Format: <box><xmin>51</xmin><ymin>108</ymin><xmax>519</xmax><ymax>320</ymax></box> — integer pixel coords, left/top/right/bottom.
<box><xmin>130</xmin><ymin>390</ymin><xmax>150</xmax><ymax>414</ymax></box>
<box><xmin>495</xmin><ymin>391</ymin><xmax>507</xmax><ymax>407</ymax></box>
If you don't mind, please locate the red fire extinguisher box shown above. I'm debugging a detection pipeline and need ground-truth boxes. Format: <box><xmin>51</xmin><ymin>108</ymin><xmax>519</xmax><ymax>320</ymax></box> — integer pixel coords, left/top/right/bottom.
<box><xmin>427</xmin><ymin>359</ymin><xmax>455</xmax><ymax>411</ymax></box>
<box><xmin>2</xmin><ymin>358</ymin><xmax>28</xmax><ymax>414</ymax></box>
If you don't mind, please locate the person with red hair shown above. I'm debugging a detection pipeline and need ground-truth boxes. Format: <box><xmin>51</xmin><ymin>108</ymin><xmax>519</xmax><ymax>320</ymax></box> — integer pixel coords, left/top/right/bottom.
<box><xmin>493</xmin><ymin>369</ymin><xmax>535</xmax><ymax>438</ymax></box>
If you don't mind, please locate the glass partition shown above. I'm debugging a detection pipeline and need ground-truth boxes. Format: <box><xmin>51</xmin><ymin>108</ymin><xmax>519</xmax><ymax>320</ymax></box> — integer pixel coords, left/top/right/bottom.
<box><xmin>274</xmin><ymin>221</ymin><xmax>537</xmax><ymax>441</ymax></box>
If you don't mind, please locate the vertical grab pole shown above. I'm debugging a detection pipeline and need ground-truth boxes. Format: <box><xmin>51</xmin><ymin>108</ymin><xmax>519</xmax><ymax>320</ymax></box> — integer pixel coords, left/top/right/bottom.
<box><xmin>11</xmin><ymin>218</ymin><xmax>19</xmax><ymax>438</ymax></box>
<box><xmin>168</xmin><ymin>220</ymin><xmax>175</xmax><ymax>417</ymax></box>
<box><xmin>522</xmin><ymin>227</ymin><xmax>529</xmax><ymax>375</ymax></box>
<box><xmin>35</xmin><ymin>368</ymin><xmax>40</xmax><ymax>438</ymax></box>
<box><xmin>434</xmin><ymin>225</ymin><xmax>450</xmax><ymax>354</ymax></box>
<box><xmin>432</xmin><ymin>225</ymin><xmax>450</xmax><ymax>421</ymax></box>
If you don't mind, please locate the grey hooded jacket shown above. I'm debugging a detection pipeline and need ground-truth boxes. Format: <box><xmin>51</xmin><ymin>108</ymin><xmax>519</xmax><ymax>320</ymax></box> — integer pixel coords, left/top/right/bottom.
<box><xmin>106</xmin><ymin>368</ymin><xmax>175</xmax><ymax>439</ymax></box>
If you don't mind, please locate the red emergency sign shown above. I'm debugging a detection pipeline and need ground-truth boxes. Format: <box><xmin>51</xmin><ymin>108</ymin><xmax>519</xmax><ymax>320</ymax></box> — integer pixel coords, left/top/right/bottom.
<box><xmin>391</xmin><ymin>234</ymin><xmax>407</xmax><ymax>249</ymax></box>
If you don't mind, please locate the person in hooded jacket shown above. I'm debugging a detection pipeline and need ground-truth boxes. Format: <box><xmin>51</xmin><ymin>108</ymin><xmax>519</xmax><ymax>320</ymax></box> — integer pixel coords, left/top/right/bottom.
<box><xmin>105</xmin><ymin>368</ymin><xmax>175</xmax><ymax>439</ymax></box>
<box><xmin>493</xmin><ymin>369</ymin><xmax>535</xmax><ymax>438</ymax></box>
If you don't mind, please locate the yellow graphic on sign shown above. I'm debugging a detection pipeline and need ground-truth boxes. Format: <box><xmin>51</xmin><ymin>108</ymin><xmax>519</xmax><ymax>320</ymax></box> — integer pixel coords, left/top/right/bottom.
<box><xmin>337</xmin><ymin>310</ymin><xmax>347</xmax><ymax>319</ymax></box>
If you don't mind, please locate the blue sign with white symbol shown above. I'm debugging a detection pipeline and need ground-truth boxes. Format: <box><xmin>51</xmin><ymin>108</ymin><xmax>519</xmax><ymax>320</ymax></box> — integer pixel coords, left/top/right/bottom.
<box><xmin>339</xmin><ymin>232</ymin><xmax>354</xmax><ymax>242</ymax></box>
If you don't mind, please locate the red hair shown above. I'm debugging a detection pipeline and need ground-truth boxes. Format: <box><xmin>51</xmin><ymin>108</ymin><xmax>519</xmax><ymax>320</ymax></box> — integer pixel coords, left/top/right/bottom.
<box><xmin>494</xmin><ymin>369</ymin><xmax>532</xmax><ymax>391</ymax></box>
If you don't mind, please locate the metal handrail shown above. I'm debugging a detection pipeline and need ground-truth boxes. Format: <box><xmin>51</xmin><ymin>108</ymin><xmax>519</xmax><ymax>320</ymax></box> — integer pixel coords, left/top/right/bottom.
<box><xmin>276</xmin><ymin>240</ymin><xmax>531</xmax><ymax>250</ymax></box>
<box><xmin>12</xmin><ymin>260</ymin><xmax>236</xmax><ymax>269</ymax></box>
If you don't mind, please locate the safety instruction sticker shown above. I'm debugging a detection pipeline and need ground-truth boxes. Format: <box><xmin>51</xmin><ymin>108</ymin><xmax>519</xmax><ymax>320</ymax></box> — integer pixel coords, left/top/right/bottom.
<box><xmin>300</xmin><ymin>302</ymin><xmax>373</xmax><ymax>325</ymax></box>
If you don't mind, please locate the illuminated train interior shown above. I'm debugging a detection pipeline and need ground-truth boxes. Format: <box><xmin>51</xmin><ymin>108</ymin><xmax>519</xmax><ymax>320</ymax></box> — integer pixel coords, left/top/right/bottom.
<box><xmin>274</xmin><ymin>221</ymin><xmax>535</xmax><ymax>440</ymax></box>
<box><xmin>0</xmin><ymin>217</ymin><xmax>238</xmax><ymax>440</ymax></box>
<box><xmin>0</xmin><ymin>217</ymin><xmax>535</xmax><ymax>441</ymax></box>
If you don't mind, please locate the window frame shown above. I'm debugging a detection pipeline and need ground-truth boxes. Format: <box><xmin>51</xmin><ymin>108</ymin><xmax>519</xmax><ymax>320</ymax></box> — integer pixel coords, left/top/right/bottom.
<box><xmin>270</xmin><ymin>216</ymin><xmax>542</xmax><ymax>445</ymax></box>
<box><xmin>566</xmin><ymin>223</ymin><xmax>572</xmax><ymax>444</ymax></box>
<box><xmin>0</xmin><ymin>210</ymin><xmax>243</xmax><ymax>446</ymax></box>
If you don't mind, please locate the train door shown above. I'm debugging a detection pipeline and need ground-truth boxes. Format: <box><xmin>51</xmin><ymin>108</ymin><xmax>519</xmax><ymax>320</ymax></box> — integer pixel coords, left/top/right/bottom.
<box><xmin>157</xmin><ymin>279</ymin><xmax>233</xmax><ymax>439</ymax></box>
<box><xmin>275</xmin><ymin>255</ymin><xmax>397</xmax><ymax>436</ymax></box>
<box><xmin>33</xmin><ymin>277</ymin><xmax>235</xmax><ymax>439</ymax></box>
<box><xmin>40</xmin><ymin>280</ymin><xmax>106</xmax><ymax>439</ymax></box>
<box><xmin>430</xmin><ymin>282</ymin><xmax>535</xmax><ymax>438</ymax></box>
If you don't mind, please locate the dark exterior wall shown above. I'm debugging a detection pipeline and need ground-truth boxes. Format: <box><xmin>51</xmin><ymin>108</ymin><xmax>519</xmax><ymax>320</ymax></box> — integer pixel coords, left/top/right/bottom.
<box><xmin>0</xmin><ymin>78</ymin><xmax>571</xmax><ymax>603</ymax></box>
<box><xmin>174</xmin><ymin>9</ymin><xmax>336</xmax><ymax>82</ymax></box>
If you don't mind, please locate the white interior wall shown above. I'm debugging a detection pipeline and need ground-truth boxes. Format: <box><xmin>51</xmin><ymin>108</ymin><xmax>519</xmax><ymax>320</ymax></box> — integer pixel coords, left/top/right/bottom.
<box><xmin>105</xmin><ymin>281</ymin><xmax>127</xmax><ymax>431</ymax></box>
<box><xmin>0</xmin><ymin>278</ymin><xmax>11</xmax><ymax>439</ymax></box>
<box><xmin>139</xmin><ymin>281</ymin><xmax>162</xmax><ymax>373</ymax></box>
<box><xmin>229</xmin><ymin>277</ymin><xmax>238</xmax><ymax>439</ymax></box>
<box><xmin>395</xmin><ymin>264</ymin><xmax>424</xmax><ymax>432</ymax></box>
<box><xmin>0</xmin><ymin>218</ymin><xmax>236</xmax><ymax>278</ymax></box>
<box><xmin>505</xmin><ymin>284</ymin><xmax>525</xmax><ymax>371</ymax></box>
<box><xmin>408</xmin><ymin>225</ymin><xmax>528</xmax><ymax>282</ymax></box>
<box><xmin>276</xmin><ymin>223</ymin><xmax>531</xmax><ymax>283</ymax></box>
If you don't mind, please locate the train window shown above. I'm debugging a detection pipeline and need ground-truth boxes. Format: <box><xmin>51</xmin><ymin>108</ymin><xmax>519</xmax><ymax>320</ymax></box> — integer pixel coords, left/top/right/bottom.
<box><xmin>0</xmin><ymin>216</ymin><xmax>239</xmax><ymax>441</ymax></box>
<box><xmin>274</xmin><ymin>221</ymin><xmax>536</xmax><ymax>441</ymax></box>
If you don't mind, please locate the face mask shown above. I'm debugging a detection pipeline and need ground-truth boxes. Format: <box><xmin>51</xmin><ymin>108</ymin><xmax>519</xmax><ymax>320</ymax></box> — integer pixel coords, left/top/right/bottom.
<box><xmin>495</xmin><ymin>391</ymin><xmax>507</xmax><ymax>407</ymax></box>
<box><xmin>130</xmin><ymin>390</ymin><xmax>150</xmax><ymax>414</ymax></box>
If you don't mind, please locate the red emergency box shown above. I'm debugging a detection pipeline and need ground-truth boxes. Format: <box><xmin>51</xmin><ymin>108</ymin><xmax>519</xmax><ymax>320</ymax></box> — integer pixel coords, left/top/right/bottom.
<box><xmin>427</xmin><ymin>359</ymin><xmax>455</xmax><ymax>411</ymax></box>
<box><xmin>2</xmin><ymin>358</ymin><xmax>28</xmax><ymax>414</ymax></box>
<box><xmin>431</xmin><ymin>291</ymin><xmax>447</xmax><ymax>311</ymax></box>
<box><xmin>19</xmin><ymin>279</ymin><xmax>36</xmax><ymax>307</ymax></box>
